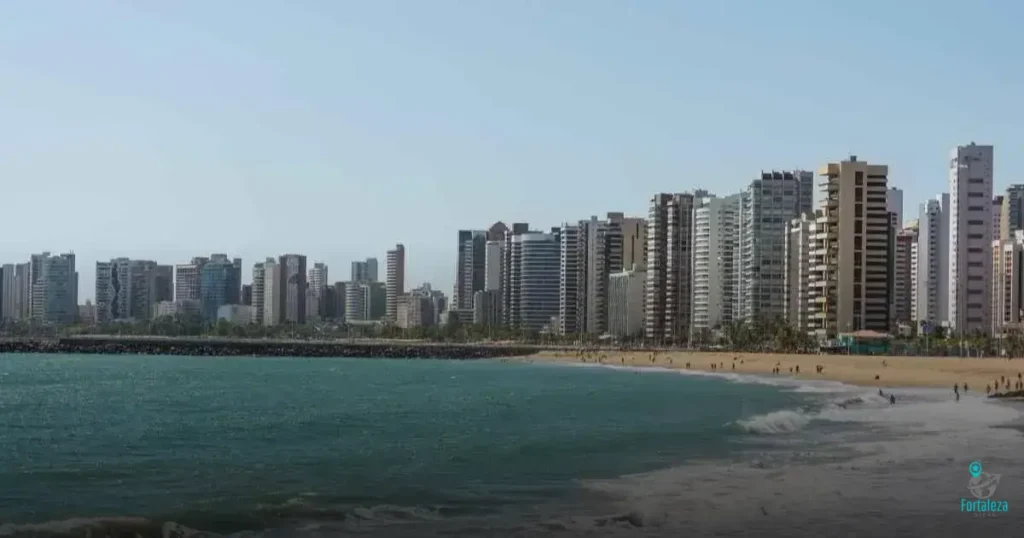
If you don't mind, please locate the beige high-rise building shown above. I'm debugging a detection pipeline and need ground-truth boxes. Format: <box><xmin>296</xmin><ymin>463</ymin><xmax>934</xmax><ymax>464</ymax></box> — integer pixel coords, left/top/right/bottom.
<box><xmin>386</xmin><ymin>244</ymin><xmax>406</xmax><ymax>322</ymax></box>
<box><xmin>948</xmin><ymin>143</ymin><xmax>994</xmax><ymax>336</ymax></box>
<box><xmin>809</xmin><ymin>157</ymin><xmax>890</xmax><ymax>338</ymax></box>
<box><xmin>263</xmin><ymin>259</ymin><xmax>281</xmax><ymax>326</ymax></box>
<box><xmin>991</xmin><ymin>231</ymin><xmax>1024</xmax><ymax>335</ymax></box>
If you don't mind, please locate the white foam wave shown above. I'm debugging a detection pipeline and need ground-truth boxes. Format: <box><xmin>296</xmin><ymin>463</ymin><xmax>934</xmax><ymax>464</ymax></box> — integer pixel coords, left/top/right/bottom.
<box><xmin>735</xmin><ymin>409</ymin><xmax>812</xmax><ymax>434</ymax></box>
<box><xmin>0</xmin><ymin>517</ymin><xmax>153</xmax><ymax>537</ymax></box>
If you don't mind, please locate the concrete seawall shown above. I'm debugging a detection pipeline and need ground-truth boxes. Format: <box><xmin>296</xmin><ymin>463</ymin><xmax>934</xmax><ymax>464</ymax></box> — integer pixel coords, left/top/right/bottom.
<box><xmin>0</xmin><ymin>336</ymin><xmax>543</xmax><ymax>359</ymax></box>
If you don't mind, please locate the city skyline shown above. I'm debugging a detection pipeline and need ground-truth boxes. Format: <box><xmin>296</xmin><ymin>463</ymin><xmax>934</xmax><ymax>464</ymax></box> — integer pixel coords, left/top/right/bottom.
<box><xmin>3</xmin><ymin>3</ymin><xmax>1023</xmax><ymax>304</ymax></box>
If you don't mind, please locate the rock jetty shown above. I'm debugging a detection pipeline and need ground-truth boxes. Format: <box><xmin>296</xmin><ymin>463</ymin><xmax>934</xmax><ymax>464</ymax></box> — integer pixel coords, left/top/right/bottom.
<box><xmin>0</xmin><ymin>336</ymin><xmax>542</xmax><ymax>360</ymax></box>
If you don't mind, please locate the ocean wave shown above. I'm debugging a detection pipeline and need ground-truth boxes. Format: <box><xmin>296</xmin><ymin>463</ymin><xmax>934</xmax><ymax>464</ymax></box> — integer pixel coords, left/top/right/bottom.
<box><xmin>735</xmin><ymin>409</ymin><xmax>812</xmax><ymax>434</ymax></box>
<box><xmin>0</xmin><ymin>517</ymin><xmax>156</xmax><ymax>538</ymax></box>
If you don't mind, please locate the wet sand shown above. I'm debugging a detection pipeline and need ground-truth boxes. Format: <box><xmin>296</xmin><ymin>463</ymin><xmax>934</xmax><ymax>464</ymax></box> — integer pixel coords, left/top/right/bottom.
<box><xmin>530</xmin><ymin>350</ymin><xmax>1024</xmax><ymax>394</ymax></box>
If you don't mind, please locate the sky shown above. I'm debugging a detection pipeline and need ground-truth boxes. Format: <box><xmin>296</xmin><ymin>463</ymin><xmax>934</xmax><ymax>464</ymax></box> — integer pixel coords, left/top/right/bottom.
<box><xmin>1</xmin><ymin>1</ymin><xmax>1022</xmax><ymax>302</ymax></box>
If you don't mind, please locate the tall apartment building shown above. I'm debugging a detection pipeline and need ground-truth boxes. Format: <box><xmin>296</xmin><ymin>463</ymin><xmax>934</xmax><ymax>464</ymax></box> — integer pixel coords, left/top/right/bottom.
<box><xmin>516</xmin><ymin>232</ymin><xmax>560</xmax><ymax>332</ymax></box>
<box><xmin>175</xmin><ymin>257</ymin><xmax>208</xmax><ymax>302</ymax></box>
<box><xmin>241</xmin><ymin>285</ymin><xmax>252</xmax><ymax>306</ymax></box>
<box><xmin>31</xmin><ymin>252</ymin><xmax>78</xmax><ymax>325</ymax></box>
<box><xmin>645</xmin><ymin>193</ymin><xmax>696</xmax><ymax>342</ymax></box>
<box><xmin>280</xmin><ymin>254</ymin><xmax>307</xmax><ymax>324</ymax></box>
<box><xmin>916</xmin><ymin>195</ymin><xmax>951</xmax><ymax>326</ymax></box>
<box><xmin>96</xmin><ymin>258</ymin><xmax>160</xmax><ymax>323</ymax></box>
<box><xmin>948</xmin><ymin>143</ymin><xmax>994</xmax><ymax>335</ymax></box>
<box><xmin>784</xmin><ymin>212</ymin><xmax>816</xmax><ymax>332</ymax></box>
<box><xmin>385</xmin><ymin>244</ymin><xmax>405</xmax><ymax>322</ymax></box>
<box><xmin>251</xmin><ymin>259</ymin><xmax>269</xmax><ymax>324</ymax></box>
<box><xmin>308</xmin><ymin>262</ymin><xmax>329</xmax><ymax>320</ymax></box>
<box><xmin>558</xmin><ymin>223</ymin><xmax>580</xmax><ymax>335</ymax></box>
<box><xmin>887</xmin><ymin>187</ymin><xmax>904</xmax><ymax>229</ymax></box>
<box><xmin>809</xmin><ymin>157</ymin><xmax>890</xmax><ymax>337</ymax></box>
<box><xmin>908</xmin><ymin>220</ymin><xmax>920</xmax><ymax>322</ymax></box>
<box><xmin>0</xmin><ymin>264</ymin><xmax>15</xmax><ymax>321</ymax></box>
<box><xmin>454</xmin><ymin>230</ymin><xmax>487</xmax><ymax>311</ymax></box>
<box><xmin>999</xmin><ymin>185</ymin><xmax>1024</xmax><ymax>241</ymax></box>
<box><xmin>346</xmin><ymin>281</ymin><xmax>387</xmax><ymax>322</ymax></box>
<box><xmin>892</xmin><ymin>224</ymin><xmax>919</xmax><ymax>328</ymax></box>
<box><xmin>692</xmin><ymin>194</ymin><xmax>740</xmax><ymax>332</ymax></box>
<box><xmin>993</xmin><ymin>196</ymin><xmax>1005</xmax><ymax>243</ymax></box>
<box><xmin>501</xmin><ymin>223</ymin><xmax>531</xmax><ymax>326</ymax></box>
<box><xmin>737</xmin><ymin>171</ymin><xmax>814</xmax><ymax>323</ymax></box>
<box><xmin>263</xmin><ymin>258</ymin><xmax>281</xmax><ymax>326</ymax></box>
<box><xmin>991</xmin><ymin>231</ymin><xmax>1024</xmax><ymax>335</ymax></box>
<box><xmin>4</xmin><ymin>263</ymin><xmax>30</xmax><ymax>320</ymax></box>
<box><xmin>608</xmin><ymin>268</ymin><xmax>645</xmax><ymax>338</ymax></box>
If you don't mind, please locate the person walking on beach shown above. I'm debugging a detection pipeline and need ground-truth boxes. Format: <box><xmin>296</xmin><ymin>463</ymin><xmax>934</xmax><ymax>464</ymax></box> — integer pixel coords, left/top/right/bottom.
<box><xmin>879</xmin><ymin>388</ymin><xmax>884</xmax><ymax>397</ymax></box>
<box><xmin>986</xmin><ymin>384</ymin><xmax>991</xmax><ymax>396</ymax></box>
<box><xmin>954</xmin><ymin>383</ymin><xmax>960</xmax><ymax>402</ymax></box>
<box><xmin>890</xmin><ymin>394</ymin><xmax>896</xmax><ymax>405</ymax></box>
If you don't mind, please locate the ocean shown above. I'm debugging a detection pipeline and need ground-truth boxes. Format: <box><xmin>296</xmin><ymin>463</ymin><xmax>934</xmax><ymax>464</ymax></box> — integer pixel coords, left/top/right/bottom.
<box><xmin>0</xmin><ymin>354</ymin><xmax>1020</xmax><ymax>538</ymax></box>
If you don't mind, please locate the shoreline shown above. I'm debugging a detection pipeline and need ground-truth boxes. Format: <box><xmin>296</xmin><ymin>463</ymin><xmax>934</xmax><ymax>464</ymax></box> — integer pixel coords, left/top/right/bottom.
<box><xmin>529</xmin><ymin>350</ymin><xmax>1024</xmax><ymax>395</ymax></box>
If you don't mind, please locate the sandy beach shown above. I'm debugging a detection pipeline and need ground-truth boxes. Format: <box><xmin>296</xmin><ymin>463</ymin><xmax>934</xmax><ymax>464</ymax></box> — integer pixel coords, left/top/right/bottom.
<box><xmin>531</xmin><ymin>350</ymin><xmax>1024</xmax><ymax>395</ymax></box>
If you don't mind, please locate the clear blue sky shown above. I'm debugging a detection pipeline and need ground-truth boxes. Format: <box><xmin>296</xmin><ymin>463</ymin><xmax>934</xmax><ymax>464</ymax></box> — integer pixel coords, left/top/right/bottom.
<box><xmin>2</xmin><ymin>1</ymin><xmax>1021</xmax><ymax>302</ymax></box>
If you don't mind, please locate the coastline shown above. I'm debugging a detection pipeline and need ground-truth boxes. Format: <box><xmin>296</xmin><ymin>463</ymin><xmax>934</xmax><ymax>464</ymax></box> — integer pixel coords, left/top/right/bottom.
<box><xmin>529</xmin><ymin>350</ymin><xmax>1024</xmax><ymax>394</ymax></box>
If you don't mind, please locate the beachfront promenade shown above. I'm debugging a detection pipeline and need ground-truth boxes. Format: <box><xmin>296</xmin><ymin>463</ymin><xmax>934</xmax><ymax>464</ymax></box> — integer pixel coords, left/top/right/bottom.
<box><xmin>0</xmin><ymin>335</ymin><xmax>544</xmax><ymax>359</ymax></box>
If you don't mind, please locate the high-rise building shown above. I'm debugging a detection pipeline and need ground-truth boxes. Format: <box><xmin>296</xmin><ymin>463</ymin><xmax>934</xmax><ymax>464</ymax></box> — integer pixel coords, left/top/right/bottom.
<box><xmin>893</xmin><ymin>223</ymin><xmax>919</xmax><ymax>328</ymax></box>
<box><xmin>153</xmin><ymin>265</ymin><xmax>173</xmax><ymax>304</ymax></box>
<box><xmin>345</xmin><ymin>281</ymin><xmax>387</xmax><ymax>322</ymax></box>
<box><xmin>692</xmin><ymin>194</ymin><xmax>740</xmax><ymax>333</ymax></box>
<box><xmin>557</xmin><ymin>216</ymin><xmax>616</xmax><ymax>335</ymax></box>
<box><xmin>95</xmin><ymin>258</ymin><xmax>131</xmax><ymax>323</ymax></box>
<box><xmin>385</xmin><ymin>244</ymin><xmax>405</xmax><ymax>322</ymax></box>
<box><xmin>999</xmin><ymin>185</ymin><xmax>1024</xmax><ymax>241</ymax></box>
<box><xmin>887</xmin><ymin>187</ymin><xmax>904</xmax><ymax>230</ymax></box>
<box><xmin>516</xmin><ymin>232</ymin><xmax>560</xmax><ymax>332</ymax></box>
<box><xmin>350</xmin><ymin>258</ymin><xmax>378</xmax><ymax>283</ymax></box>
<box><xmin>809</xmin><ymin>157</ymin><xmax>890</xmax><ymax>337</ymax></box>
<box><xmin>991</xmin><ymin>231</ymin><xmax>1024</xmax><ymax>335</ymax></box>
<box><xmin>31</xmin><ymin>252</ymin><xmax>77</xmax><ymax>325</ymax></box>
<box><xmin>916</xmin><ymin>195</ymin><xmax>951</xmax><ymax>326</ymax></box>
<box><xmin>737</xmin><ymin>170</ymin><xmax>814</xmax><ymax>323</ymax></box>
<box><xmin>263</xmin><ymin>259</ymin><xmax>281</xmax><ymax>326</ymax></box>
<box><xmin>993</xmin><ymin>195</ymin><xmax>1005</xmax><ymax>243</ymax></box>
<box><xmin>308</xmin><ymin>262</ymin><xmax>328</xmax><ymax>320</ymax></box>
<box><xmin>472</xmin><ymin>290</ymin><xmax>501</xmax><ymax>326</ymax></box>
<box><xmin>200</xmin><ymin>255</ymin><xmax>241</xmax><ymax>321</ymax></box>
<box><xmin>784</xmin><ymin>212</ymin><xmax>816</xmax><ymax>332</ymax></box>
<box><xmin>175</xmin><ymin>257</ymin><xmax>208</xmax><ymax>302</ymax></box>
<box><xmin>484</xmin><ymin>240</ymin><xmax>503</xmax><ymax>292</ymax></box>
<box><xmin>251</xmin><ymin>259</ymin><xmax>270</xmax><ymax>325</ymax></box>
<box><xmin>501</xmin><ymin>223</ymin><xmax>530</xmax><ymax>326</ymax></box>
<box><xmin>558</xmin><ymin>223</ymin><xmax>581</xmax><ymax>335</ymax></box>
<box><xmin>948</xmin><ymin>143</ymin><xmax>994</xmax><ymax>335</ymax></box>
<box><xmin>645</xmin><ymin>193</ymin><xmax>696</xmax><ymax>342</ymax></box>
<box><xmin>241</xmin><ymin>284</ymin><xmax>252</xmax><ymax>306</ymax></box>
<box><xmin>454</xmin><ymin>230</ymin><xmax>487</xmax><ymax>311</ymax></box>
<box><xmin>0</xmin><ymin>264</ymin><xmax>14</xmax><ymax>321</ymax></box>
<box><xmin>608</xmin><ymin>267</ymin><xmax>645</xmax><ymax>338</ymax></box>
<box><xmin>611</xmin><ymin>213</ymin><xmax>647</xmax><ymax>274</ymax></box>
<box><xmin>908</xmin><ymin>219</ymin><xmax>920</xmax><ymax>323</ymax></box>
<box><xmin>280</xmin><ymin>254</ymin><xmax>307</xmax><ymax>324</ymax></box>
<box><xmin>11</xmin><ymin>263</ymin><xmax>30</xmax><ymax>320</ymax></box>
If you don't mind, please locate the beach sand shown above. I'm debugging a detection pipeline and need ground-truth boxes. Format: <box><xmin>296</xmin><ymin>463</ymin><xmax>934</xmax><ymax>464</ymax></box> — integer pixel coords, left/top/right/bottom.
<box><xmin>530</xmin><ymin>350</ymin><xmax>1024</xmax><ymax>394</ymax></box>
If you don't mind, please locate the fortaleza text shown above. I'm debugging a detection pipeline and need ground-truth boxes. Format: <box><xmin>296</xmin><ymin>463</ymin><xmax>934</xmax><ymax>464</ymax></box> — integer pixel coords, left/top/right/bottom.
<box><xmin>960</xmin><ymin>499</ymin><xmax>1009</xmax><ymax>513</ymax></box>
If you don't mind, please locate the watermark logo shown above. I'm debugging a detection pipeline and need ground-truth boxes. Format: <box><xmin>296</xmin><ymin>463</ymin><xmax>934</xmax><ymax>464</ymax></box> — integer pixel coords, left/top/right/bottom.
<box><xmin>961</xmin><ymin>461</ymin><xmax>1009</xmax><ymax>514</ymax></box>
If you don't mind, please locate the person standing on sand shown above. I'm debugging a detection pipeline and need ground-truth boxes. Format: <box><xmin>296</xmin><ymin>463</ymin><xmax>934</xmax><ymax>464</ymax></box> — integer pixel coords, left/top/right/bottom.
<box><xmin>986</xmin><ymin>384</ymin><xmax>991</xmax><ymax>395</ymax></box>
<box><xmin>890</xmin><ymin>394</ymin><xmax>896</xmax><ymax>405</ymax></box>
<box><xmin>954</xmin><ymin>383</ymin><xmax>959</xmax><ymax>402</ymax></box>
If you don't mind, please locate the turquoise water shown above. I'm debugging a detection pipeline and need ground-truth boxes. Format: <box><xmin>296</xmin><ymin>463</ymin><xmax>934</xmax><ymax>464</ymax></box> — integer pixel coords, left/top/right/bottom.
<box><xmin>0</xmin><ymin>354</ymin><xmax>805</xmax><ymax>534</ymax></box>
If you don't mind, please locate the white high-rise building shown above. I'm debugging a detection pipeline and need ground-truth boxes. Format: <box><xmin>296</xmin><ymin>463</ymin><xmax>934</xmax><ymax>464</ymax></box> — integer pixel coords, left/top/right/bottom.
<box><xmin>692</xmin><ymin>194</ymin><xmax>740</xmax><ymax>333</ymax></box>
<box><xmin>558</xmin><ymin>223</ymin><xmax>581</xmax><ymax>335</ymax></box>
<box><xmin>251</xmin><ymin>260</ymin><xmax>268</xmax><ymax>324</ymax></box>
<box><xmin>948</xmin><ymin>143</ymin><xmax>994</xmax><ymax>335</ymax></box>
<box><xmin>737</xmin><ymin>171</ymin><xmax>814</xmax><ymax>323</ymax></box>
<box><xmin>916</xmin><ymin>195</ymin><xmax>950</xmax><ymax>327</ymax></box>
<box><xmin>385</xmin><ymin>244</ymin><xmax>405</xmax><ymax>322</ymax></box>
<box><xmin>175</xmin><ymin>257</ymin><xmax>208</xmax><ymax>302</ymax></box>
<box><xmin>1</xmin><ymin>264</ymin><xmax>17</xmax><ymax>320</ymax></box>
<box><xmin>784</xmin><ymin>212</ymin><xmax>816</xmax><ymax>332</ymax></box>
<box><xmin>263</xmin><ymin>259</ymin><xmax>281</xmax><ymax>326</ymax></box>
<box><xmin>893</xmin><ymin>224</ymin><xmax>918</xmax><ymax>328</ymax></box>
<box><xmin>608</xmin><ymin>268</ymin><xmax>645</xmax><ymax>338</ymax></box>
<box><xmin>645</xmin><ymin>193</ymin><xmax>697</xmax><ymax>342</ymax></box>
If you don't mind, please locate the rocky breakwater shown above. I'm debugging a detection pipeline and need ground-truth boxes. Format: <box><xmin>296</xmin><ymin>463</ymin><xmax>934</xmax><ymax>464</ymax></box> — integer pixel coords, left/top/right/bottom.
<box><xmin>0</xmin><ymin>336</ymin><xmax>542</xmax><ymax>360</ymax></box>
